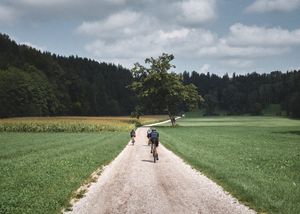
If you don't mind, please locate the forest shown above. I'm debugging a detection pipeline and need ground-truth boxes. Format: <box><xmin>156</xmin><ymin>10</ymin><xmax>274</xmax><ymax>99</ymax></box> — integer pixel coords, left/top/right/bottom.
<box><xmin>183</xmin><ymin>70</ymin><xmax>300</xmax><ymax>117</ymax></box>
<box><xmin>0</xmin><ymin>33</ymin><xmax>299</xmax><ymax>118</ymax></box>
<box><xmin>0</xmin><ymin>34</ymin><xmax>135</xmax><ymax>117</ymax></box>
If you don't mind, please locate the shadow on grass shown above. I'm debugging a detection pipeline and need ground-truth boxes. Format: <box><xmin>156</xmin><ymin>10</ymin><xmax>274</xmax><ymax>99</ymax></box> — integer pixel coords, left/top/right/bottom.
<box><xmin>273</xmin><ymin>131</ymin><xmax>300</xmax><ymax>136</ymax></box>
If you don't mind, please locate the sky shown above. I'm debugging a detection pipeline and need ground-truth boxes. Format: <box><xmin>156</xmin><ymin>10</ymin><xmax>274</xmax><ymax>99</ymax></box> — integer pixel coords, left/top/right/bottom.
<box><xmin>0</xmin><ymin>0</ymin><xmax>300</xmax><ymax>75</ymax></box>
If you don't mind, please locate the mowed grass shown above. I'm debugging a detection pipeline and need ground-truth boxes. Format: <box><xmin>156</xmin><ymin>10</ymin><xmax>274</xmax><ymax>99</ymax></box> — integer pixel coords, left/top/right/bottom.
<box><xmin>159</xmin><ymin>116</ymin><xmax>300</xmax><ymax>214</ymax></box>
<box><xmin>0</xmin><ymin>115</ymin><xmax>168</xmax><ymax>214</ymax></box>
<box><xmin>0</xmin><ymin>115</ymin><xmax>168</xmax><ymax>132</ymax></box>
<box><xmin>0</xmin><ymin>132</ymin><xmax>128</xmax><ymax>214</ymax></box>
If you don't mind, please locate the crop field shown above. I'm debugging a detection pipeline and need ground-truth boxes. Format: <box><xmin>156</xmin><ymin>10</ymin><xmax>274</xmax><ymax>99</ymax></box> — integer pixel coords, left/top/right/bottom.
<box><xmin>0</xmin><ymin>115</ymin><xmax>168</xmax><ymax>132</ymax></box>
<box><xmin>159</xmin><ymin>116</ymin><xmax>300</xmax><ymax>214</ymax></box>
<box><xmin>0</xmin><ymin>115</ymin><xmax>168</xmax><ymax>214</ymax></box>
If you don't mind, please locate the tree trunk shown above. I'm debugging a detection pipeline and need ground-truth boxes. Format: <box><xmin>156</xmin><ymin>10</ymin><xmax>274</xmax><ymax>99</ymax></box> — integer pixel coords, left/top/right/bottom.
<box><xmin>169</xmin><ymin>115</ymin><xmax>176</xmax><ymax>126</ymax></box>
<box><xmin>167</xmin><ymin>108</ymin><xmax>176</xmax><ymax>126</ymax></box>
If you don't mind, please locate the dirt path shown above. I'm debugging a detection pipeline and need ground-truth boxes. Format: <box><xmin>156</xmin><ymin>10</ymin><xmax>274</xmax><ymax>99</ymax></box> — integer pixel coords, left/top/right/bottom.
<box><xmin>66</xmin><ymin>127</ymin><xmax>255</xmax><ymax>214</ymax></box>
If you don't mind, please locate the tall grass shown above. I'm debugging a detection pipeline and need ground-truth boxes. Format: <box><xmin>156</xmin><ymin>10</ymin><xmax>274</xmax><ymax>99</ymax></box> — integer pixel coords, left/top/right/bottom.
<box><xmin>0</xmin><ymin>116</ymin><xmax>168</xmax><ymax>132</ymax></box>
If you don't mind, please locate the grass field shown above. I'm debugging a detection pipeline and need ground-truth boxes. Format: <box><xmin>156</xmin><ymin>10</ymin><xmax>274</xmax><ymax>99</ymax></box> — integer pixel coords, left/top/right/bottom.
<box><xmin>0</xmin><ymin>115</ymin><xmax>168</xmax><ymax>214</ymax></box>
<box><xmin>0</xmin><ymin>115</ymin><xmax>168</xmax><ymax>132</ymax></box>
<box><xmin>0</xmin><ymin>132</ymin><xmax>129</xmax><ymax>214</ymax></box>
<box><xmin>159</xmin><ymin>116</ymin><xmax>300</xmax><ymax>214</ymax></box>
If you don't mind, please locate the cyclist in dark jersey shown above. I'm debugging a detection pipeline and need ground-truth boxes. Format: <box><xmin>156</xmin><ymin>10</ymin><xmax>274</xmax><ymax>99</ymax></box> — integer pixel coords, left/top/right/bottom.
<box><xmin>150</xmin><ymin>128</ymin><xmax>159</xmax><ymax>160</ymax></box>
<box><xmin>130</xmin><ymin>129</ymin><xmax>136</xmax><ymax>145</ymax></box>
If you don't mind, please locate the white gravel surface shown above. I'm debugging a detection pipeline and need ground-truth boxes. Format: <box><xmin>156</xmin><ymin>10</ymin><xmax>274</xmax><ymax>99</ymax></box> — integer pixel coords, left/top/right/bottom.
<box><xmin>65</xmin><ymin>127</ymin><xmax>255</xmax><ymax>214</ymax></box>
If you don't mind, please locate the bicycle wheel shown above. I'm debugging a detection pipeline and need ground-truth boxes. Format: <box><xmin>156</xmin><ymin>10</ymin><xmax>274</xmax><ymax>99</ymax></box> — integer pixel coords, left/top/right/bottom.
<box><xmin>153</xmin><ymin>145</ymin><xmax>156</xmax><ymax>163</ymax></box>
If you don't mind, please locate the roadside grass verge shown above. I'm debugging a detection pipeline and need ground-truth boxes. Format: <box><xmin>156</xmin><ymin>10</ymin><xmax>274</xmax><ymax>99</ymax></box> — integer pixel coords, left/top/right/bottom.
<box><xmin>0</xmin><ymin>132</ymin><xmax>128</xmax><ymax>214</ymax></box>
<box><xmin>159</xmin><ymin>116</ymin><xmax>300</xmax><ymax>214</ymax></box>
<box><xmin>0</xmin><ymin>115</ymin><xmax>168</xmax><ymax>132</ymax></box>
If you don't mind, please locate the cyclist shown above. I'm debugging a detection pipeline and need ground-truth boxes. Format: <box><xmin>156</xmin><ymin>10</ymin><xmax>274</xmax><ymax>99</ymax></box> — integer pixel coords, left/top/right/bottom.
<box><xmin>147</xmin><ymin>128</ymin><xmax>152</xmax><ymax>146</ymax></box>
<box><xmin>130</xmin><ymin>129</ymin><xmax>136</xmax><ymax>145</ymax></box>
<box><xmin>150</xmin><ymin>127</ymin><xmax>159</xmax><ymax>160</ymax></box>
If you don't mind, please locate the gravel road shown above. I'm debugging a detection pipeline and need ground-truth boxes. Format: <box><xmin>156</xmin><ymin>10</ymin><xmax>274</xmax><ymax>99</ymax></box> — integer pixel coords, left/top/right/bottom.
<box><xmin>66</xmin><ymin>127</ymin><xmax>255</xmax><ymax>214</ymax></box>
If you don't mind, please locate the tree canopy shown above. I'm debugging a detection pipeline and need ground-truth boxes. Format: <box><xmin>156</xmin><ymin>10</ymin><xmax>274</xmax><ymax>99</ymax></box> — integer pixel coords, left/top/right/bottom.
<box><xmin>129</xmin><ymin>53</ymin><xmax>201</xmax><ymax>125</ymax></box>
<box><xmin>0</xmin><ymin>33</ymin><xmax>135</xmax><ymax>118</ymax></box>
<box><xmin>183</xmin><ymin>70</ymin><xmax>300</xmax><ymax>117</ymax></box>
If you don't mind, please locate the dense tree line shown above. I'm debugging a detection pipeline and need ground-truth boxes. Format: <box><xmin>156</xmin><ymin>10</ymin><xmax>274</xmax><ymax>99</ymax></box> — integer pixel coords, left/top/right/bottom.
<box><xmin>1</xmin><ymin>33</ymin><xmax>299</xmax><ymax>118</ymax></box>
<box><xmin>182</xmin><ymin>70</ymin><xmax>300</xmax><ymax>118</ymax></box>
<box><xmin>0</xmin><ymin>33</ymin><xmax>135</xmax><ymax>117</ymax></box>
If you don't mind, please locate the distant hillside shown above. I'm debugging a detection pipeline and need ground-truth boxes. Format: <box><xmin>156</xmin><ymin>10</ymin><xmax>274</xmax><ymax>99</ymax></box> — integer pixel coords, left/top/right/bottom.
<box><xmin>0</xmin><ymin>33</ymin><xmax>135</xmax><ymax>117</ymax></box>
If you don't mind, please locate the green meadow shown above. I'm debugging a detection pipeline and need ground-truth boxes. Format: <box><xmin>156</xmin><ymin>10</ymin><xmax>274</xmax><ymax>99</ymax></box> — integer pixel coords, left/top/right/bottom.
<box><xmin>0</xmin><ymin>115</ymin><xmax>167</xmax><ymax>214</ymax></box>
<box><xmin>0</xmin><ymin>132</ymin><xmax>128</xmax><ymax>214</ymax></box>
<box><xmin>160</xmin><ymin>116</ymin><xmax>300</xmax><ymax>214</ymax></box>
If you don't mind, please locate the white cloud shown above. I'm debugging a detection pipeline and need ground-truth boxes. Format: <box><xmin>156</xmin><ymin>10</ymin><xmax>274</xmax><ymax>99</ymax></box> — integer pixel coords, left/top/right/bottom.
<box><xmin>158</xmin><ymin>28</ymin><xmax>216</xmax><ymax>49</ymax></box>
<box><xmin>0</xmin><ymin>0</ymin><xmax>218</xmax><ymax>27</ymax></box>
<box><xmin>78</xmin><ymin>10</ymin><xmax>161</xmax><ymax>60</ymax></box>
<box><xmin>21</xmin><ymin>41</ymin><xmax>45</xmax><ymax>51</ymax></box>
<box><xmin>176</xmin><ymin>0</ymin><xmax>216</xmax><ymax>24</ymax></box>
<box><xmin>246</xmin><ymin>0</ymin><xmax>300</xmax><ymax>13</ymax></box>
<box><xmin>79</xmin><ymin>11</ymin><xmax>298</xmax><ymax>68</ymax></box>
<box><xmin>85</xmin><ymin>36</ymin><xmax>163</xmax><ymax>60</ymax></box>
<box><xmin>102</xmin><ymin>0</ymin><xmax>127</xmax><ymax>5</ymax></box>
<box><xmin>0</xmin><ymin>0</ymin><xmax>135</xmax><ymax>23</ymax></box>
<box><xmin>0</xmin><ymin>4</ymin><xmax>18</xmax><ymax>24</ymax></box>
<box><xmin>77</xmin><ymin>10</ymin><xmax>146</xmax><ymax>38</ymax></box>
<box><xmin>18</xmin><ymin>0</ymin><xmax>73</xmax><ymax>7</ymax></box>
<box><xmin>227</xmin><ymin>23</ymin><xmax>300</xmax><ymax>46</ymax></box>
<box><xmin>78</xmin><ymin>10</ymin><xmax>299</xmax><ymax>68</ymax></box>
<box><xmin>221</xmin><ymin>59</ymin><xmax>254</xmax><ymax>68</ymax></box>
<box><xmin>288</xmin><ymin>66</ymin><xmax>300</xmax><ymax>71</ymax></box>
<box><xmin>84</xmin><ymin>27</ymin><xmax>216</xmax><ymax>60</ymax></box>
<box><xmin>78</xmin><ymin>9</ymin><xmax>217</xmax><ymax>63</ymax></box>
<box><xmin>199</xmin><ymin>64</ymin><xmax>210</xmax><ymax>73</ymax></box>
<box><xmin>159</xmin><ymin>29</ymin><xmax>190</xmax><ymax>40</ymax></box>
<box><xmin>1</xmin><ymin>0</ymin><xmax>299</xmax><ymax>74</ymax></box>
<box><xmin>197</xmin><ymin>40</ymin><xmax>289</xmax><ymax>58</ymax></box>
<box><xmin>194</xmin><ymin>23</ymin><xmax>300</xmax><ymax>59</ymax></box>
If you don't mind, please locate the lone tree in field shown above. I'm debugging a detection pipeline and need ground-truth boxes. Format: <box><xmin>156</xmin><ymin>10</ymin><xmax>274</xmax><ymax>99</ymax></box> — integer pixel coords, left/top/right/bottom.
<box><xmin>129</xmin><ymin>53</ymin><xmax>201</xmax><ymax>126</ymax></box>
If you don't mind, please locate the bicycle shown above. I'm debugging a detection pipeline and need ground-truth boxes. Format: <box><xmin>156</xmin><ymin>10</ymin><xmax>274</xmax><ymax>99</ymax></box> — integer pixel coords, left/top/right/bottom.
<box><xmin>152</xmin><ymin>140</ymin><xmax>159</xmax><ymax>163</ymax></box>
<box><xmin>150</xmin><ymin>141</ymin><xmax>154</xmax><ymax>153</ymax></box>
